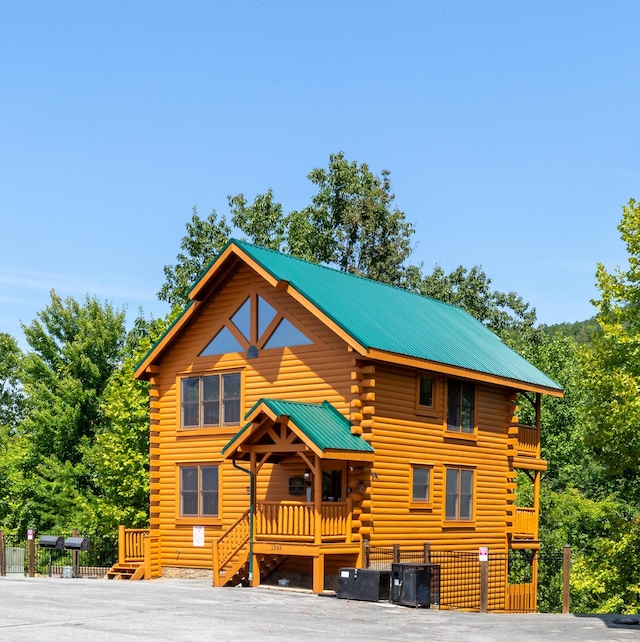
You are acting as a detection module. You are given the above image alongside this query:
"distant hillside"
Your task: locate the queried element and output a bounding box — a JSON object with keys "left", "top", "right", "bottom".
{"left": 540, "top": 317, "right": 599, "bottom": 344}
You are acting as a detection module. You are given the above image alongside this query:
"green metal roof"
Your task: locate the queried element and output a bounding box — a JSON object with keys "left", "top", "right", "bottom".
{"left": 222, "top": 399, "right": 375, "bottom": 455}
{"left": 223, "top": 239, "right": 562, "bottom": 392}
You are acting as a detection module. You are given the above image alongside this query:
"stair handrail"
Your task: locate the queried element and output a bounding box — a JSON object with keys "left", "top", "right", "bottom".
{"left": 213, "top": 510, "right": 250, "bottom": 577}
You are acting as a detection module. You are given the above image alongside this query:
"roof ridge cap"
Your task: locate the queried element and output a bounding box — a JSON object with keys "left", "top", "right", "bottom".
{"left": 232, "top": 238, "right": 464, "bottom": 313}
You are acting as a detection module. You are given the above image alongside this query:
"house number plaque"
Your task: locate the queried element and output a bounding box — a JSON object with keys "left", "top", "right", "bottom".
{"left": 288, "top": 476, "right": 306, "bottom": 496}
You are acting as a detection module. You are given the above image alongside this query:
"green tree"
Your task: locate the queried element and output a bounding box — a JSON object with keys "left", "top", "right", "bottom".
{"left": 296, "top": 151, "right": 414, "bottom": 284}
{"left": 581, "top": 198, "right": 640, "bottom": 476}
{"left": 9, "top": 291, "right": 127, "bottom": 532}
{"left": 402, "top": 263, "right": 539, "bottom": 343}
{"left": 158, "top": 206, "right": 232, "bottom": 307}
{"left": 0, "top": 332, "right": 24, "bottom": 429}
{"left": 228, "top": 188, "right": 285, "bottom": 251}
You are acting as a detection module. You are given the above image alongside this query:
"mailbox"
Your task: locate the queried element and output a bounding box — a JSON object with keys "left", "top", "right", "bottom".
{"left": 64, "top": 537, "right": 90, "bottom": 551}
{"left": 39, "top": 535, "right": 64, "bottom": 549}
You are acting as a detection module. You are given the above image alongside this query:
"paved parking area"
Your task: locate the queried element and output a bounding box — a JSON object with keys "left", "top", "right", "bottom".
{"left": 1, "top": 576, "right": 639, "bottom": 641}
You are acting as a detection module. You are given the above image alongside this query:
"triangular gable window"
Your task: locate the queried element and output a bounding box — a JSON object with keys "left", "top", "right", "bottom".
{"left": 230, "top": 297, "right": 251, "bottom": 341}
{"left": 263, "top": 318, "right": 313, "bottom": 349}
{"left": 201, "top": 326, "right": 244, "bottom": 356}
{"left": 257, "top": 296, "right": 277, "bottom": 337}
{"left": 200, "top": 292, "right": 314, "bottom": 358}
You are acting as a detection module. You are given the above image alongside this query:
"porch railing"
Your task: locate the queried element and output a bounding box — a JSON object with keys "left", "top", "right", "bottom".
{"left": 512, "top": 507, "right": 537, "bottom": 539}
{"left": 255, "top": 500, "right": 352, "bottom": 542}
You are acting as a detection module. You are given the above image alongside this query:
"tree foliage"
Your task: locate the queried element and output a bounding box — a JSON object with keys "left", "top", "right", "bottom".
{"left": 581, "top": 198, "right": 640, "bottom": 476}
{"left": 158, "top": 206, "right": 232, "bottom": 307}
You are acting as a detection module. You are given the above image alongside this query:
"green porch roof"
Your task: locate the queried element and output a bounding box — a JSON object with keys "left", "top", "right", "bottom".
{"left": 216, "top": 239, "right": 562, "bottom": 393}
{"left": 222, "top": 399, "right": 375, "bottom": 456}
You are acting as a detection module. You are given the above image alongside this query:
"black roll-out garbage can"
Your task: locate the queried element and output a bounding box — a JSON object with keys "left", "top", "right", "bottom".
{"left": 337, "top": 568, "right": 391, "bottom": 602}
{"left": 390, "top": 563, "right": 440, "bottom": 608}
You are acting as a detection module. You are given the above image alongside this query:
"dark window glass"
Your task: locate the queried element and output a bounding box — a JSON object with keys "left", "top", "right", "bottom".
{"left": 445, "top": 468, "right": 474, "bottom": 520}
{"left": 200, "top": 466, "right": 219, "bottom": 516}
{"left": 181, "top": 465, "right": 219, "bottom": 517}
{"left": 222, "top": 372, "right": 241, "bottom": 425}
{"left": 182, "top": 378, "right": 200, "bottom": 427}
{"left": 202, "top": 375, "right": 220, "bottom": 426}
{"left": 447, "top": 379, "right": 475, "bottom": 433}
{"left": 412, "top": 467, "right": 430, "bottom": 502}
{"left": 445, "top": 469, "right": 458, "bottom": 519}
{"left": 419, "top": 377, "right": 433, "bottom": 407}
{"left": 181, "top": 467, "right": 199, "bottom": 516}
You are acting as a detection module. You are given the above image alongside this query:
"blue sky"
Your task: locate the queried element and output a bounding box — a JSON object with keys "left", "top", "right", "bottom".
{"left": 1, "top": 1, "right": 639, "bottom": 348}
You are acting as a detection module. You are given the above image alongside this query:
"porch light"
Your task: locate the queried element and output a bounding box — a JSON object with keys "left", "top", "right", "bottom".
{"left": 357, "top": 481, "right": 365, "bottom": 492}
{"left": 304, "top": 468, "right": 311, "bottom": 481}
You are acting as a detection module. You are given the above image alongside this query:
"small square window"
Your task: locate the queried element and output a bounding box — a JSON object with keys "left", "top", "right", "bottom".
{"left": 445, "top": 467, "right": 474, "bottom": 521}
{"left": 180, "top": 465, "right": 219, "bottom": 517}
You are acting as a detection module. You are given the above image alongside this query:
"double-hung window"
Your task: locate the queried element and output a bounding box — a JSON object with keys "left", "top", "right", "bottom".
{"left": 181, "top": 372, "right": 241, "bottom": 429}
{"left": 445, "top": 467, "right": 474, "bottom": 521}
{"left": 411, "top": 464, "right": 432, "bottom": 505}
{"left": 180, "top": 465, "right": 219, "bottom": 517}
{"left": 446, "top": 379, "right": 475, "bottom": 433}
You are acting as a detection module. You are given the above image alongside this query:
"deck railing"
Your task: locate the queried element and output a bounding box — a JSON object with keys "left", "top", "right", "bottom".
{"left": 514, "top": 424, "right": 539, "bottom": 457}
{"left": 512, "top": 507, "right": 537, "bottom": 539}
{"left": 255, "top": 500, "right": 352, "bottom": 542}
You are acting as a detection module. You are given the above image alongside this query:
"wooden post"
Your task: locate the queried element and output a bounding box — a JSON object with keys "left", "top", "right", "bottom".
{"left": 118, "top": 525, "right": 125, "bottom": 564}
{"left": 72, "top": 528, "right": 79, "bottom": 578}
{"left": 0, "top": 530, "right": 5, "bottom": 577}
{"left": 392, "top": 543, "right": 400, "bottom": 564}
{"left": 562, "top": 545, "right": 571, "bottom": 614}
{"left": 144, "top": 535, "right": 151, "bottom": 580}
{"left": 28, "top": 534, "right": 35, "bottom": 577}
{"left": 360, "top": 537, "right": 370, "bottom": 569}
{"left": 314, "top": 455, "right": 322, "bottom": 545}
{"left": 423, "top": 542, "right": 431, "bottom": 564}
{"left": 479, "top": 559, "right": 489, "bottom": 613}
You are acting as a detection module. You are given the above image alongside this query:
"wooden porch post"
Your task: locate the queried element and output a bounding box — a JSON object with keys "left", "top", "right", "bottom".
{"left": 118, "top": 525, "right": 125, "bottom": 564}
{"left": 314, "top": 454, "right": 322, "bottom": 545}
{"left": 533, "top": 471, "right": 541, "bottom": 540}
{"left": 250, "top": 452, "right": 260, "bottom": 587}
{"left": 313, "top": 454, "right": 325, "bottom": 593}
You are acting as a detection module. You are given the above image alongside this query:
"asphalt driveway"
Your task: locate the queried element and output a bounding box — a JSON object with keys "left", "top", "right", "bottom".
{"left": 1, "top": 576, "right": 639, "bottom": 641}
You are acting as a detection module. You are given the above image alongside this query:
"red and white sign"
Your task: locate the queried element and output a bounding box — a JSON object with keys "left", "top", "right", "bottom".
{"left": 27, "top": 529, "right": 34, "bottom": 541}
{"left": 478, "top": 546, "right": 489, "bottom": 561}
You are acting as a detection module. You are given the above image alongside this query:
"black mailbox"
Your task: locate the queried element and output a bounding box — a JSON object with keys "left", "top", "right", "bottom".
{"left": 64, "top": 537, "right": 90, "bottom": 551}
{"left": 39, "top": 535, "right": 64, "bottom": 549}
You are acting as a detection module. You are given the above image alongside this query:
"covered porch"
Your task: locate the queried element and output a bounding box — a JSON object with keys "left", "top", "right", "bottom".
{"left": 216, "top": 398, "right": 374, "bottom": 592}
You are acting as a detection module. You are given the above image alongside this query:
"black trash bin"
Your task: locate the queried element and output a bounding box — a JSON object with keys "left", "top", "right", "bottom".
{"left": 390, "top": 563, "right": 440, "bottom": 608}
{"left": 337, "top": 568, "right": 391, "bottom": 602}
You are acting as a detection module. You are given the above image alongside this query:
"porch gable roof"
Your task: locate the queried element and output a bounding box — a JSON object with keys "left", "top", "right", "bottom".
{"left": 221, "top": 399, "right": 374, "bottom": 460}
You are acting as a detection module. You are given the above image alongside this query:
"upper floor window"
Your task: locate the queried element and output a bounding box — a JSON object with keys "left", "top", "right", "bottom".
{"left": 416, "top": 374, "right": 442, "bottom": 419}
{"left": 181, "top": 372, "right": 241, "bottom": 429}
{"left": 447, "top": 379, "right": 475, "bottom": 433}
{"left": 445, "top": 467, "right": 474, "bottom": 521}
{"left": 180, "top": 464, "right": 219, "bottom": 517}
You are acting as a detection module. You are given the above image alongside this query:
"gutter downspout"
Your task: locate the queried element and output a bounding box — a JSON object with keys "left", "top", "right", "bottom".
{"left": 232, "top": 459, "right": 255, "bottom": 582}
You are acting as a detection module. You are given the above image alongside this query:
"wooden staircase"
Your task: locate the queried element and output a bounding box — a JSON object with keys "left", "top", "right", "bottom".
{"left": 106, "top": 562, "right": 145, "bottom": 580}
{"left": 107, "top": 527, "right": 161, "bottom": 581}
{"left": 213, "top": 510, "right": 285, "bottom": 587}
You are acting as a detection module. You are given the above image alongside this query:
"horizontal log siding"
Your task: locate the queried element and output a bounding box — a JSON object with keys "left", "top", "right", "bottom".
{"left": 369, "top": 366, "right": 512, "bottom": 551}
{"left": 149, "top": 265, "right": 353, "bottom": 568}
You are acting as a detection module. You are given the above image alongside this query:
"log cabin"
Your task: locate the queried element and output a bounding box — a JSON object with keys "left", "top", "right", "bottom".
{"left": 133, "top": 238, "right": 563, "bottom": 600}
